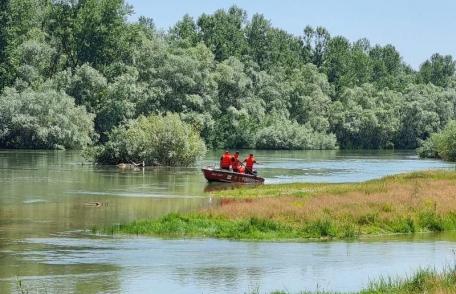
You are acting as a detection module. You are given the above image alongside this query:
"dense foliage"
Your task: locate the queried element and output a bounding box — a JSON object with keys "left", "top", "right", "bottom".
{"left": 0, "top": 87, "right": 94, "bottom": 149}
{"left": 1, "top": 0, "right": 456, "bottom": 151}
{"left": 255, "top": 119, "right": 336, "bottom": 150}
{"left": 418, "top": 120, "right": 456, "bottom": 161}
{"left": 92, "top": 114, "right": 206, "bottom": 166}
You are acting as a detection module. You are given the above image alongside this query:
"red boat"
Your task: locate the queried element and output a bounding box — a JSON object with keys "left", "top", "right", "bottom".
{"left": 202, "top": 167, "right": 265, "bottom": 184}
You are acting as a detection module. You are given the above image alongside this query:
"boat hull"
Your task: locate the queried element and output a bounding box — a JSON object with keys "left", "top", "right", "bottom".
{"left": 202, "top": 168, "right": 265, "bottom": 184}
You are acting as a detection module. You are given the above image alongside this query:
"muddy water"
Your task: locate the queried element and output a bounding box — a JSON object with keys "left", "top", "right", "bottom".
{"left": 0, "top": 150, "right": 454, "bottom": 293}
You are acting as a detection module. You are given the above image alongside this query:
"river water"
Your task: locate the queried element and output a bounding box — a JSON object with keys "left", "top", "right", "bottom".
{"left": 0, "top": 150, "right": 455, "bottom": 293}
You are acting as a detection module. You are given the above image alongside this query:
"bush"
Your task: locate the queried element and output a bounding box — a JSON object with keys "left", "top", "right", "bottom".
{"left": 418, "top": 120, "right": 456, "bottom": 161}
{"left": 417, "top": 137, "right": 439, "bottom": 159}
{"left": 0, "top": 87, "right": 95, "bottom": 149}
{"left": 92, "top": 113, "right": 206, "bottom": 166}
{"left": 255, "top": 119, "right": 337, "bottom": 150}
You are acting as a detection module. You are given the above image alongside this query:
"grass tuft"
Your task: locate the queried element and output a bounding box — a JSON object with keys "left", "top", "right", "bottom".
{"left": 361, "top": 266, "right": 456, "bottom": 294}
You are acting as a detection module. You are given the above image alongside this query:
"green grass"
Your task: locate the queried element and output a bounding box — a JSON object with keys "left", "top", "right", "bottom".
{"left": 107, "top": 213, "right": 300, "bottom": 240}
{"left": 105, "top": 212, "right": 456, "bottom": 241}
{"left": 360, "top": 267, "right": 456, "bottom": 294}
{"left": 249, "top": 267, "right": 456, "bottom": 293}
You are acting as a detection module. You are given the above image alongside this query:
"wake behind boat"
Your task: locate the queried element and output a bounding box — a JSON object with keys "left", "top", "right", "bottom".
{"left": 202, "top": 167, "right": 265, "bottom": 184}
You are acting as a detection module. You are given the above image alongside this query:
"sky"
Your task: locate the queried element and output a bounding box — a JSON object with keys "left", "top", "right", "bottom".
{"left": 127, "top": 0, "right": 456, "bottom": 69}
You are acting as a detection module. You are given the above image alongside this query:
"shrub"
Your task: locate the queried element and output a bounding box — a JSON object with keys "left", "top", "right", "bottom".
{"left": 418, "top": 120, "right": 456, "bottom": 161}
{"left": 0, "top": 87, "right": 95, "bottom": 149}
{"left": 417, "top": 137, "right": 439, "bottom": 159}
{"left": 92, "top": 113, "right": 206, "bottom": 166}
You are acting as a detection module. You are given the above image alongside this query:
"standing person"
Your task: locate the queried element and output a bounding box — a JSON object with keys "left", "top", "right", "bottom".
{"left": 220, "top": 151, "right": 231, "bottom": 170}
{"left": 231, "top": 151, "right": 244, "bottom": 173}
{"left": 243, "top": 153, "right": 257, "bottom": 175}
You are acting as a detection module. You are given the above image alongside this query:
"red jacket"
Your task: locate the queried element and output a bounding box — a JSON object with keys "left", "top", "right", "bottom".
{"left": 231, "top": 154, "right": 241, "bottom": 170}
{"left": 244, "top": 156, "right": 256, "bottom": 169}
{"left": 220, "top": 153, "right": 231, "bottom": 169}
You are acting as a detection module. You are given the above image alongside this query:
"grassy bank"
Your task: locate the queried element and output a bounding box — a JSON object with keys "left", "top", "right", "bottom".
{"left": 360, "top": 267, "right": 456, "bottom": 294}
{"left": 263, "top": 267, "right": 456, "bottom": 294}
{"left": 107, "top": 170, "right": 456, "bottom": 240}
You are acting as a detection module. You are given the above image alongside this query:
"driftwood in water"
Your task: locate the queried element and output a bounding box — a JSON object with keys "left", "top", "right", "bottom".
{"left": 84, "top": 202, "right": 103, "bottom": 207}
{"left": 116, "top": 161, "right": 145, "bottom": 169}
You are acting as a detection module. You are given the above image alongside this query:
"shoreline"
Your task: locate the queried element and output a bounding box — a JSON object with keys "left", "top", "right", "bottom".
{"left": 264, "top": 267, "right": 456, "bottom": 294}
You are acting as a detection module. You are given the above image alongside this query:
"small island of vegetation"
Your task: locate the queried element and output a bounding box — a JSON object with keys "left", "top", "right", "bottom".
{"left": 105, "top": 170, "right": 456, "bottom": 240}
{"left": 89, "top": 113, "right": 206, "bottom": 166}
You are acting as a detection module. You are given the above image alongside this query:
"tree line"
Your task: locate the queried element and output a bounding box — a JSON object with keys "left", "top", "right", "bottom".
{"left": 1, "top": 0, "right": 456, "bottom": 152}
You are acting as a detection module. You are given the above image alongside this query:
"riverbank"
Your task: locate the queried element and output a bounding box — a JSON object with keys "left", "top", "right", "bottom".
{"left": 360, "top": 267, "right": 456, "bottom": 294}
{"left": 106, "top": 170, "right": 456, "bottom": 240}
{"left": 265, "top": 267, "right": 456, "bottom": 294}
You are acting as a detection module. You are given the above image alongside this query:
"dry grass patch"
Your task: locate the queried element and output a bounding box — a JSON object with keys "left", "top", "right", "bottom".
{"left": 204, "top": 170, "right": 456, "bottom": 238}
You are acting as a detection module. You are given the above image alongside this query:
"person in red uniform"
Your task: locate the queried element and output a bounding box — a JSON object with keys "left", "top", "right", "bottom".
{"left": 231, "top": 151, "right": 244, "bottom": 173}
{"left": 220, "top": 151, "right": 231, "bottom": 170}
{"left": 243, "top": 153, "right": 257, "bottom": 175}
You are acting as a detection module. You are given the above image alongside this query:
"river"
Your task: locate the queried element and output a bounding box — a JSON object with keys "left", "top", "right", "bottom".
{"left": 0, "top": 150, "right": 455, "bottom": 293}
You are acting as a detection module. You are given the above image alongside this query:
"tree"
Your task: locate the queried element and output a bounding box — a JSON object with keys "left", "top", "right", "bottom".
{"left": 256, "top": 118, "right": 336, "bottom": 150}
{"left": 245, "top": 14, "right": 272, "bottom": 69}
{"left": 197, "top": 6, "right": 248, "bottom": 61}
{"left": 95, "top": 70, "right": 144, "bottom": 138}
{"left": 138, "top": 16, "right": 155, "bottom": 38}
{"left": 418, "top": 120, "right": 456, "bottom": 161}
{"left": 0, "top": 87, "right": 94, "bottom": 149}
{"left": 212, "top": 57, "right": 257, "bottom": 148}
{"left": 214, "top": 57, "right": 252, "bottom": 110}
{"left": 64, "top": 64, "right": 108, "bottom": 113}
{"left": 73, "top": 0, "right": 133, "bottom": 67}
{"left": 92, "top": 113, "right": 206, "bottom": 166}
{"left": 329, "top": 84, "right": 402, "bottom": 148}
{"left": 323, "top": 36, "right": 351, "bottom": 92}
{"left": 369, "top": 44, "right": 403, "bottom": 89}
{"left": 45, "top": 0, "right": 78, "bottom": 70}
{"left": 169, "top": 14, "right": 199, "bottom": 47}
{"left": 266, "top": 28, "right": 307, "bottom": 71}
{"left": 419, "top": 53, "right": 456, "bottom": 88}
{"left": 348, "top": 39, "right": 373, "bottom": 86}
{"left": 0, "top": 0, "right": 10, "bottom": 90}
{"left": 13, "top": 31, "right": 57, "bottom": 86}
{"left": 153, "top": 43, "right": 217, "bottom": 114}
{"left": 303, "top": 26, "right": 330, "bottom": 68}
{"left": 284, "top": 64, "right": 333, "bottom": 132}
{"left": 0, "top": 0, "right": 47, "bottom": 89}
{"left": 396, "top": 84, "right": 454, "bottom": 148}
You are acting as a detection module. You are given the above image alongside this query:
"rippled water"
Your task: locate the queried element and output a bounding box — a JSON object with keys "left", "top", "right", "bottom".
{"left": 0, "top": 150, "right": 454, "bottom": 293}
